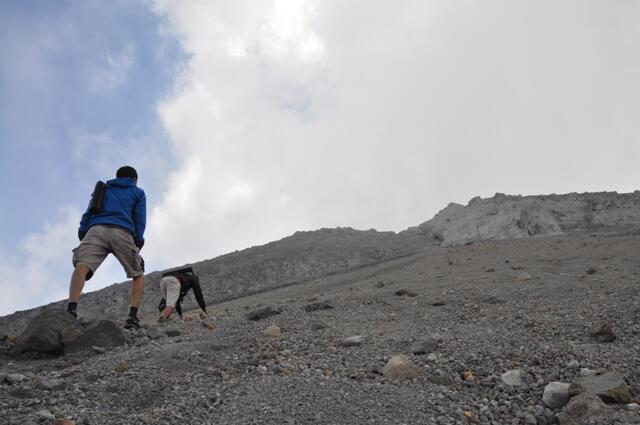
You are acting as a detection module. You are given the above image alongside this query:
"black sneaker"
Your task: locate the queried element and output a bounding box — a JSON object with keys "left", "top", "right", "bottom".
{"left": 67, "top": 309, "right": 77, "bottom": 319}
{"left": 124, "top": 316, "right": 139, "bottom": 329}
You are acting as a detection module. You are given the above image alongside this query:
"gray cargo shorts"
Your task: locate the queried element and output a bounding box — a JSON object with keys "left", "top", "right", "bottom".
{"left": 72, "top": 225, "right": 144, "bottom": 279}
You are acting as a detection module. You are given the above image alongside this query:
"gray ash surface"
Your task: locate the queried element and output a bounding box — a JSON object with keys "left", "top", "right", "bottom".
{"left": 2, "top": 234, "right": 640, "bottom": 424}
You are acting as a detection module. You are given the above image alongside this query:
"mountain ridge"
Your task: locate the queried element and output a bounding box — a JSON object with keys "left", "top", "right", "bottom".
{"left": 2, "top": 190, "right": 639, "bottom": 336}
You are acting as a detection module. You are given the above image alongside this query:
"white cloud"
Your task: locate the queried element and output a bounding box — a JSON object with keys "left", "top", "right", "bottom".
{"left": 0, "top": 208, "right": 125, "bottom": 316}
{"left": 144, "top": 0, "right": 640, "bottom": 268}
{"left": 4, "top": 0, "right": 640, "bottom": 316}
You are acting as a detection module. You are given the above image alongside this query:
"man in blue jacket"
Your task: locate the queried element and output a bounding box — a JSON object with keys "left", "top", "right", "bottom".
{"left": 67, "top": 166, "right": 146, "bottom": 329}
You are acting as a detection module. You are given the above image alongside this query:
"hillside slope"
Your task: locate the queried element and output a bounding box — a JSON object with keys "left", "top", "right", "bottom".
{"left": 1, "top": 234, "right": 640, "bottom": 424}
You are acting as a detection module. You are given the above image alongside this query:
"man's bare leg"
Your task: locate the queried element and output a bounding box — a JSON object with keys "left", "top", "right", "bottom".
{"left": 69, "top": 265, "right": 90, "bottom": 303}
{"left": 130, "top": 275, "right": 144, "bottom": 308}
{"left": 124, "top": 275, "right": 145, "bottom": 328}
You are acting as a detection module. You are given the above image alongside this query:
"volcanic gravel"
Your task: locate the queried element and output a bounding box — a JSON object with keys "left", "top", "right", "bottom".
{"left": 2, "top": 234, "right": 640, "bottom": 424}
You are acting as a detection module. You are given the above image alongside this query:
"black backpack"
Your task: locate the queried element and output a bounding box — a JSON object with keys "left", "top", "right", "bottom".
{"left": 89, "top": 180, "right": 107, "bottom": 214}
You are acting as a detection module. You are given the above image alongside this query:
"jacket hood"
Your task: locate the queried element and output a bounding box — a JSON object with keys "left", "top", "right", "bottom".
{"left": 106, "top": 177, "right": 137, "bottom": 188}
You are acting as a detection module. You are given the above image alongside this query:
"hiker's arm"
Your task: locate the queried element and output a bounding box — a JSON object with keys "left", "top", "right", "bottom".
{"left": 133, "top": 191, "right": 146, "bottom": 245}
{"left": 193, "top": 282, "right": 207, "bottom": 313}
{"left": 78, "top": 199, "right": 92, "bottom": 240}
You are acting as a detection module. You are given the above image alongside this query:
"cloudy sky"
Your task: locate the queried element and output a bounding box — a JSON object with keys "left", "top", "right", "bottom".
{"left": 1, "top": 0, "right": 639, "bottom": 316}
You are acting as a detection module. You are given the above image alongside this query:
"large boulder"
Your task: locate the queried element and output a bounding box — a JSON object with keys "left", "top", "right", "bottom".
{"left": 558, "top": 392, "right": 608, "bottom": 425}
{"left": 574, "top": 372, "right": 631, "bottom": 404}
{"left": 587, "top": 322, "right": 616, "bottom": 343}
{"left": 543, "top": 382, "right": 572, "bottom": 409}
{"left": 64, "top": 320, "right": 126, "bottom": 354}
{"left": 14, "top": 310, "right": 83, "bottom": 355}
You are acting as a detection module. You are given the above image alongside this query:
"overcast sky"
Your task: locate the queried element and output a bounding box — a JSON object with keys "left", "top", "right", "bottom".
{"left": 1, "top": 0, "right": 639, "bottom": 316}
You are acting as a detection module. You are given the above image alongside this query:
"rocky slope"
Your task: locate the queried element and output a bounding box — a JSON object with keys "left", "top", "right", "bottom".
{"left": 2, "top": 191, "right": 640, "bottom": 337}
{"left": 2, "top": 234, "right": 640, "bottom": 424}
{"left": 0, "top": 227, "right": 429, "bottom": 336}
{"left": 405, "top": 191, "right": 640, "bottom": 245}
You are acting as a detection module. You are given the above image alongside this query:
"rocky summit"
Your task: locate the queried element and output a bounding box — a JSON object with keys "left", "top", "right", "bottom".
{"left": 1, "top": 192, "right": 640, "bottom": 424}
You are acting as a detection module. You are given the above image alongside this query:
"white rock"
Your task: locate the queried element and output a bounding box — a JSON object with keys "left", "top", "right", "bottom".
{"left": 543, "top": 382, "right": 571, "bottom": 409}
{"left": 382, "top": 355, "right": 423, "bottom": 378}
{"left": 501, "top": 369, "right": 525, "bottom": 387}
{"left": 626, "top": 403, "right": 640, "bottom": 412}
{"left": 579, "top": 368, "right": 595, "bottom": 377}
{"left": 263, "top": 324, "right": 282, "bottom": 337}
{"left": 339, "top": 335, "right": 366, "bottom": 347}
{"left": 567, "top": 360, "right": 580, "bottom": 369}
{"left": 516, "top": 272, "right": 532, "bottom": 283}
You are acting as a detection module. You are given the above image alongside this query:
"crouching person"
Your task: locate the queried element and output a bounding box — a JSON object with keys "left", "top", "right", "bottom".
{"left": 158, "top": 267, "right": 207, "bottom": 322}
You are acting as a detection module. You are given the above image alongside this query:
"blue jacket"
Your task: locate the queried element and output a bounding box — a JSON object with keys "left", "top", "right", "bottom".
{"left": 79, "top": 177, "right": 146, "bottom": 242}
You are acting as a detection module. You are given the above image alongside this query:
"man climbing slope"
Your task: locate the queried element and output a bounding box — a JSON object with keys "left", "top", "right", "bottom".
{"left": 157, "top": 267, "right": 207, "bottom": 322}
{"left": 67, "top": 166, "right": 146, "bottom": 329}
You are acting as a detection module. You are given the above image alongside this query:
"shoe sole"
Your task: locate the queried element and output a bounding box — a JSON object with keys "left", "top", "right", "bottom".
{"left": 124, "top": 322, "right": 139, "bottom": 330}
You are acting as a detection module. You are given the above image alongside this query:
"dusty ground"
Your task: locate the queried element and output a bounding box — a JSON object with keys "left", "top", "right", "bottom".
{"left": 2, "top": 234, "right": 640, "bottom": 424}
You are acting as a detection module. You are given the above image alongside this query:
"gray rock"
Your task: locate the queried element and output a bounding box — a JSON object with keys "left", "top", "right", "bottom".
{"left": 303, "top": 302, "right": 334, "bottom": 312}
{"left": 394, "top": 289, "right": 418, "bottom": 297}
{"left": 135, "top": 336, "right": 150, "bottom": 347}
{"left": 501, "top": 369, "right": 525, "bottom": 387}
{"left": 246, "top": 306, "right": 282, "bottom": 321}
{"left": 524, "top": 415, "right": 537, "bottom": 425}
{"left": 13, "top": 309, "right": 83, "bottom": 355}
{"left": 558, "top": 392, "right": 608, "bottom": 425}
{"left": 338, "top": 335, "right": 366, "bottom": 347}
{"left": 36, "top": 379, "right": 65, "bottom": 391}
{"left": 64, "top": 320, "right": 126, "bottom": 354}
{"left": 543, "top": 382, "right": 571, "bottom": 409}
{"left": 35, "top": 410, "right": 55, "bottom": 421}
{"left": 483, "top": 295, "right": 506, "bottom": 304}
{"left": 134, "top": 329, "right": 147, "bottom": 338}
{"left": 574, "top": 372, "right": 631, "bottom": 403}
{"left": 428, "top": 369, "right": 453, "bottom": 386}
{"left": 409, "top": 339, "right": 438, "bottom": 355}
{"left": 146, "top": 326, "right": 164, "bottom": 340}
{"left": 6, "top": 373, "right": 28, "bottom": 385}
{"left": 310, "top": 321, "right": 327, "bottom": 330}
{"left": 165, "top": 329, "right": 181, "bottom": 338}
{"left": 588, "top": 322, "right": 615, "bottom": 343}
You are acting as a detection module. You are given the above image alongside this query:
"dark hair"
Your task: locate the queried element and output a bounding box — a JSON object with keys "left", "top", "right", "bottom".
{"left": 116, "top": 166, "right": 138, "bottom": 179}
